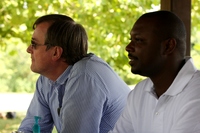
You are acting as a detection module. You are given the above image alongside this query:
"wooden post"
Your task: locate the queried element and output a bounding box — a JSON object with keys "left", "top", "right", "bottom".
{"left": 161, "top": 0, "right": 191, "bottom": 56}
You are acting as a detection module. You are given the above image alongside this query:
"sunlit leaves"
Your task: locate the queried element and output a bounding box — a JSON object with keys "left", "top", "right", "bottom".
{"left": 0, "top": 0, "right": 200, "bottom": 92}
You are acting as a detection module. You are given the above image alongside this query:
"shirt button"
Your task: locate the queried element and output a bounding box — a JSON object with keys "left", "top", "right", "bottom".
{"left": 155, "top": 112, "right": 159, "bottom": 115}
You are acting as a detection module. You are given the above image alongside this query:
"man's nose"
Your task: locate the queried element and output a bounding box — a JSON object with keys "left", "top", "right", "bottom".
{"left": 27, "top": 45, "right": 32, "bottom": 53}
{"left": 126, "top": 41, "right": 135, "bottom": 52}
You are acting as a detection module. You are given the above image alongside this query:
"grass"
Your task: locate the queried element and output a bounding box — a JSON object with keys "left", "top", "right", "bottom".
{"left": 0, "top": 112, "right": 24, "bottom": 133}
{"left": 0, "top": 112, "right": 57, "bottom": 133}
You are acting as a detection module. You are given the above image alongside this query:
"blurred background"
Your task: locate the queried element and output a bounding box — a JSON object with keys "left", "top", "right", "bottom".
{"left": 0, "top": 0, "right": 200, "bottom": 132}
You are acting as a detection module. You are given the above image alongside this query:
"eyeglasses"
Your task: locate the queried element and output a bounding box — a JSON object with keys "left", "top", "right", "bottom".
{"left": 30, "top": 41, "right": 46, "bottom": 49}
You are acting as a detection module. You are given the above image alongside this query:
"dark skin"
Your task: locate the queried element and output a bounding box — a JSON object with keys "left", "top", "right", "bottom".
{"left": 126, "top": 16, "right": 185, "bottom": 98}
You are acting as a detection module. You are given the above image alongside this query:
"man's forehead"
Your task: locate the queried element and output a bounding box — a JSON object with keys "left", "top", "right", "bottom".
{"left": 35, "top": 22, "right": 51, "bottom": 30}
{"left": 34, "top": 22, "right": 50, "bottom": 34}
{"left": 32, "top": 22, "right": 50, "bottom": 42}
{"left": 132, "top": 18, "right": 158, "bottom": 31}
{"left": 130, "top": 23, "right": 148, "bottom": 35}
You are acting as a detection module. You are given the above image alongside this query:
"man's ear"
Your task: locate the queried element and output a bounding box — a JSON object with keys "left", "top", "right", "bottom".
{"left": 52, "top": 46, "right": 63, "bottom": 61}
{"left": 163, "top": 38, "right": 176, "bottom": 55}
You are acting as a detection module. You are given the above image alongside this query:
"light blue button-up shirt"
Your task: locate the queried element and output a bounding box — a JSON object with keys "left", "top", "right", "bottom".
{"left": 18, "top": 53, "right": 130, "bottom": 133}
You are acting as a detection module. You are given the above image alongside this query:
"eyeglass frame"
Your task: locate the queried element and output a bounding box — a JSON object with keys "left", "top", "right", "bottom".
{"left": 30, "top": 40, "right": 47, "bottom": 49}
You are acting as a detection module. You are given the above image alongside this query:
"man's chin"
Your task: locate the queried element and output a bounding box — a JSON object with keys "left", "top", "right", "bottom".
{"left": 30, "top": 66, "right": 38, "bottom": 73}
{"left": 131, "top": 68, "right": 140, "bottom": 75}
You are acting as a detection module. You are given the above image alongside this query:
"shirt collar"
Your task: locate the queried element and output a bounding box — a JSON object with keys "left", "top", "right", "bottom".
{"left": 144, "top": 57, "right": 197, "bottom": 97}
{"left": 164, "top": 57, "right": 197, "bottom": 96}
{"left": 49, "top": 65, "right": 73, "bottom": 86}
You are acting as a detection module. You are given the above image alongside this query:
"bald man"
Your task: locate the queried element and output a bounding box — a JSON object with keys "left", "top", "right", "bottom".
{"left": 109, "top": 10, "right": 200, "bottom": 133}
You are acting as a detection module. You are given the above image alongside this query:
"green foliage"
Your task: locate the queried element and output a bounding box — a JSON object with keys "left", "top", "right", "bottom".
{"left": 0, "top": 0, "right": 200, "bottom": 92}
{"left": 0, "top": 38, "right": 38, "bottom": 93}
{"left": 191, "top": 0, "right": 200, "bottom": 68}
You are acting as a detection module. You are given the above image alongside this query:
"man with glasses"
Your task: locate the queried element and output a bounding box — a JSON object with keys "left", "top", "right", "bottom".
{"left": 18, "top": 14, "right": 130, "bottom": 133}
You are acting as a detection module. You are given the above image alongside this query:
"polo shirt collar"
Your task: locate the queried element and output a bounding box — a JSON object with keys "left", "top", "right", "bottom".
{"left": 165, "top": 57, "right": 197, "bottom": 96}
{"left": 145, "top": 57, "right": 197, "bottom": 97}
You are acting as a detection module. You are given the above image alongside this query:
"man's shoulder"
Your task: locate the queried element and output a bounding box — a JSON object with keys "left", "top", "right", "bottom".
{"left": 136, "top": 78, "right": 152, "bottom": 87}
{"left": 74, "top": 53, "right": 110, "bottom": 71}
{"left": 131, "top": 78, "right": 152, "bottom": 93}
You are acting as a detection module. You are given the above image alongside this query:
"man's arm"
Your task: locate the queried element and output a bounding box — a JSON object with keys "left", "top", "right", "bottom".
{"left": 109, "top": 92, "right": 134, "bottom": 133}
{"left": 18, "top": 77, "right": 54, "bottom": 132}
{"left": 60, "top": 74, "right": 106, "bottom": 133}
